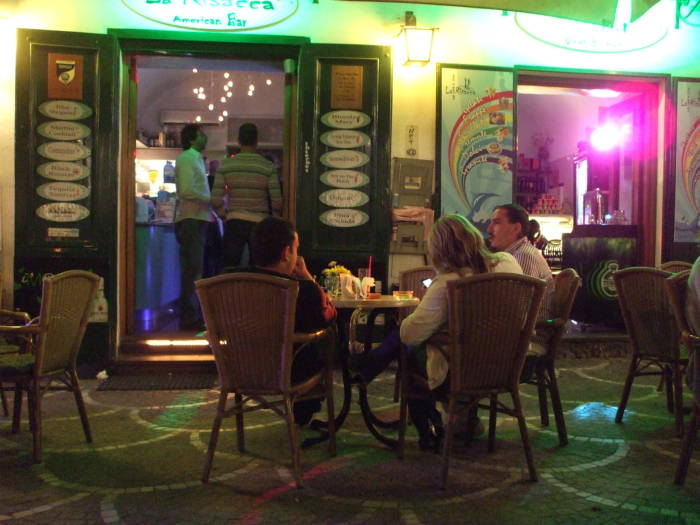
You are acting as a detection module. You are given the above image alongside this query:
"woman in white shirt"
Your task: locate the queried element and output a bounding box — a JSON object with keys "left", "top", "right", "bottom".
{"left": 357, "top": 214, "right": 522, "bottom": 450}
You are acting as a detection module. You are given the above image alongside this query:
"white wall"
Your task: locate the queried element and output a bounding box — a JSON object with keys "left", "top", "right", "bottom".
{"left": 1, "top": 0, "right": 699, "bottom": 298}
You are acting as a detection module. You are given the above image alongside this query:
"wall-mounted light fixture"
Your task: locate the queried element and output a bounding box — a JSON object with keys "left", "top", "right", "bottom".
{"left": 399, "top": 11, "right": 437, "bottom": 66}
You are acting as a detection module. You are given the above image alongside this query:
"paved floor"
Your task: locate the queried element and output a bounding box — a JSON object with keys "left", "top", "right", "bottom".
{"left": 1, "top": 358, "right": 699, "bottom": 524}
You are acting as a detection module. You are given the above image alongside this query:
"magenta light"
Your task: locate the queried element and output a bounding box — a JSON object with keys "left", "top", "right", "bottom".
{"left": 590, "top": 123, "right": 623, "bottom": 151}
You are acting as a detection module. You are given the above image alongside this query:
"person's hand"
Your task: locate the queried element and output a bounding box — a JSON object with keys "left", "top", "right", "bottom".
{"left": 293, "top": 256, "right": 314, "bottom": 281}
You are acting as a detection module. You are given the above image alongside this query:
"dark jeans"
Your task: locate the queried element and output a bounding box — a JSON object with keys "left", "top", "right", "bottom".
{"left": 175, "top": 218, "right": 207, "bottom": 325}
{"left": 222, "top": 219, "right": 256, "bottom": 270}
{"left": 358, "top": 328, "right": 443, "bottom": 438}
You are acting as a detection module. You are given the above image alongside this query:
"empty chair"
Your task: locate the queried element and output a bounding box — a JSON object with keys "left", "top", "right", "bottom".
{"left": 521, "top": 268, "right": 581, "bottom": 446}
{"left": 397, "top": 273, "right": 545, "bottom": 489}
{"left": 196, "top": 272, "right": 336, "bottom": 489}
{"left": 0, "top": 270, "right": 100, "bottom": 462}
{"left": 665, "top": 270, "right": 700, "bottom": 485}
{"left": 614, "top": 267, "right": 685, "bottom": 436}
{"left": 660, "top": 261, "right": 693, "bottom": 274}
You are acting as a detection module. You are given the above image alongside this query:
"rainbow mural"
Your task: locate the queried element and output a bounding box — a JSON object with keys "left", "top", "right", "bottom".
{"left": 674, "top": 80, "right": 700, "bottom": 243}
{"left": 439, "top": 67, "right": 514, "bottom": 230}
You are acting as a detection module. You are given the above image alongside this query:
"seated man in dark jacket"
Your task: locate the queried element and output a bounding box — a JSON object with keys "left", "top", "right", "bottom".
{"left": 228, "top": 216, "right": 337, "bottom": 424}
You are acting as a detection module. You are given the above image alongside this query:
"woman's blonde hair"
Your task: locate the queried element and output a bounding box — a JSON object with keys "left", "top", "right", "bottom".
{"left": 429, "top": 214, "right": 501, "bottom": 274}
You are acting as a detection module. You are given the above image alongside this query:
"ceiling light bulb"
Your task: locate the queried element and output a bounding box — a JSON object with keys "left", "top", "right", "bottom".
{"left": 228, "top": 81, "right": 233, "bottom": 87}
{"left": 208, "top": 103, "right": 214, "bottom": 111}
{"left": 220, "top": 97, "right": 226, "bottom": 103}
{"left": 222, "top": 110, "right": 228, "bottom": 117}
{"left": 192, "top": 88, "right": 198, "bottom": 94}
{"left": 197, "top": 93, "right": 205, "bottom": 100}
{"left": 249, "top": 84, "right": 255, "bottom": 91}
{"left": 248, "top": 91, "right": 253, "bottom": 97}
{"left": 195, "top": 115, "right": 202, "bottom": 122}
{"left": 223, "top": 85, "right": 229, "bottom": 91}
{"left": 266, "top": 79, "right": 272, "bottom": 86}
{"left": 199, "top": 87, "right": 204, "bottom": 92}
{"left": 218, "top": 115, "right": 224, "bottom": 122}
{"left": 226, "top": 91, "right": 232, "bottom": 98}
{"left": 224, "top": 72, "right": 230, "bottom": 79}
{"left": 192, "top": 68, "right": 198, "bottom": 73}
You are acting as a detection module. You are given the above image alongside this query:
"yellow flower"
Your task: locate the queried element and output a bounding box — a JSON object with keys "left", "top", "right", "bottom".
{"left": 322, "top": 265, "right": 350, "bottom": 275}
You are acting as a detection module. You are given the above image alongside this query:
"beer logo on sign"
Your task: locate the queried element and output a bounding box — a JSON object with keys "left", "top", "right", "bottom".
{"left": 56, "top": 60, "right": 77, "bottom": 85}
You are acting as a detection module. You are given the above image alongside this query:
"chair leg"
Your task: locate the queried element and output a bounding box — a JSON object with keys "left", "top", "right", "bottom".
{"left": 615, "top": 357, "right": 639, "bottom": 424}
{"left": 674, "top": 403, "right": 699, "bottom": 485}
{"left": 202, "top": 390, "right": 228, "bottom": 483}
{"left": 439, "top": 396, "right": 457, "bottom": 490}
{"left": 512, "top": 390, "right": 537, "bottom": 482}
{"left": 536, "top": 364, "right": 549, "bottom": 427}
{"left": 547, "top": 363, "right": 568, "bottom": 446}
{"left": 29, "top": 379, "right": 42, "bottom": 464}
{"left": 673, "top": 363, "right": 684, "bottom": 438}
{"left": 665, "top": 366, "right": 675, "bottom": 414}
{"left": 393, "top": 360, "right": 401, "bottom": 403}
{"left": 325, "top": 367, "right": 336, "bottom": 457}
{"left": 397, "top": 391, "right": 408, "bottom": 460}
{"left": 488, "top": 394, "right": 497, "bottom": 452}
{"left": 284, "top": 396, "right": 303, "bottom": 489}
{"left": 70, "top": 370, "right": 92, "bottom": 443}
{"left": 12, "top": 383, "right": 22, "bottom": 433}
{"left": 234, "top": 393, "right": 245, "bottom": 453}
{"left": 1, "top": 384, "right": 8, "bottom": 417}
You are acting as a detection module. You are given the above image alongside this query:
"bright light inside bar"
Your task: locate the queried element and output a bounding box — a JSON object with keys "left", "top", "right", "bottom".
{"left": 226, "top": 92, "right": 232, "bottom": 98}
{"left": 192, "top": 68, "right": 198, "bottom": 73}
{"left": 220, "top": 97, "right": 226, "bottom": 103}
{"left": 195, "top": 115, "right": 202, "bottom": 122}
{"left": 208, "top": 103, "right": 214, "bottom": 110}
{"left": 266, "top": 79, "right": 272, "bottom": 86}
{"left": 222, "top": 110, "right": 228, "bottom": 116}
{"left": 590, "top": 123, "right": 626, "bottom": 151}
{"left": 224, "top": 72, "right": 230, "bottom": 79}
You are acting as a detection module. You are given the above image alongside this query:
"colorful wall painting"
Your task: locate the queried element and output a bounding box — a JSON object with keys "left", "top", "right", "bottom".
{"left": 674, "top": 79, "right": 700, "bottom": 243}
{"left": 437, "top": 65, "right": 514, "bottom": 230}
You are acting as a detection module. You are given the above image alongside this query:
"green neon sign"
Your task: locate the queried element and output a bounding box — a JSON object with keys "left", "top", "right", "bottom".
{"left": 121, "top": 0, "right": 299, "bottom": 32}
{"left": 515, "top": 13, "right": 668, "bottom": 54}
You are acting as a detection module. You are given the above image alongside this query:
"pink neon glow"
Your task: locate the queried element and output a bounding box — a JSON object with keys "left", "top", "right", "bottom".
{"left": 590, "top": 123, "right": 624, "bottom": 151}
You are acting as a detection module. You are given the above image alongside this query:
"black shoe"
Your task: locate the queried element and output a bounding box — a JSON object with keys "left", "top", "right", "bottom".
{"left": 294, "top": 399, "right": 322, "bottom": 426}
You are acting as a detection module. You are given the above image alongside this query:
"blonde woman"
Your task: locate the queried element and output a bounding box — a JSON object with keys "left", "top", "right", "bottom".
{"left": 356, "top": 214, "right": 522, "bottom": 449}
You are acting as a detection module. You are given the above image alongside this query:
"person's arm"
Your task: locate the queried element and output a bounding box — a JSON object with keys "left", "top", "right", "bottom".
{"left": 399, "top": 278, "right": 448, "bottom": 346}
{"left": 268, "top": 168, "right": 283, "bottom": 217}
{"left": 293, "top": 256, "right": 337, "bottom": 330}
{"left": 176, "top": 154, "right": 210, "bottom": 204}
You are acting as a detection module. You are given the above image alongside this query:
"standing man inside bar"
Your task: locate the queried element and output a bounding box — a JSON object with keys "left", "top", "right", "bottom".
{"left": 175, "top": 124, "right": 211, "bottom": 330}
{"left": 211, "top": 123, "right": 282, "bottom": 270}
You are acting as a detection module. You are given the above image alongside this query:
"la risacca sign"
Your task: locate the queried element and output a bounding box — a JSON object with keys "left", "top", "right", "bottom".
{"left": 121, "top": 0, "right": 298, "bottom": 32}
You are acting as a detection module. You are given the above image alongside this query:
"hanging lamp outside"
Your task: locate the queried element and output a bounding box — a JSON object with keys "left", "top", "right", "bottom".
{"left": 400, "top": 11, "right": 437, "bottom": 65}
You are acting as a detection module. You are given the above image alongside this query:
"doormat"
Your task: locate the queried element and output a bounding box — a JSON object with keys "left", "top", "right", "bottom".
{"left": 97, "top": 374, "right": 217, "bottom": 391}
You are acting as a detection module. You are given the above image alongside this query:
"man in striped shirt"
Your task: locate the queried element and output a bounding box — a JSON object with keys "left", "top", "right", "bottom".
{"left": 487, "top": 204, "right": 553, "bottom": 321}
{"left": 211, "top": 123, "right": 282, "bottom": 270}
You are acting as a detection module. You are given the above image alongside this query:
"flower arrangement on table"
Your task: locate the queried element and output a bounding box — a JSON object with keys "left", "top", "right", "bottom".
{"left": 321, "top": 262, "right": 350, "bottom": 296}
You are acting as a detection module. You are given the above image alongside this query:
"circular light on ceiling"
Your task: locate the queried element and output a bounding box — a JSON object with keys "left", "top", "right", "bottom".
{"left": 208, "top": 103, "right": 214, "bottom": 111}
{"left": 224, "top": 72, "right": 230, "bottom": 79}
{"left": 192, "top": 68, "right": 198, "bottom": 73}
{"left": 266, "top": 79, "right": 272, "bottom": 86}
{"left": 195, "top": 115, "right": 202, "bottom": 122}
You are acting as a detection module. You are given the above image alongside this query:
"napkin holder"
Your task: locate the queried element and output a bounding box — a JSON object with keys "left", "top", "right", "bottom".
{"left": 340, "top": 273, "right": 364, "bottom": 298}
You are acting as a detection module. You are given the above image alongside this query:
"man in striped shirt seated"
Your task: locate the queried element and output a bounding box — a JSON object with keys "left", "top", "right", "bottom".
{"left": 487, "top": 204, "right": 554, "bottom": 321}
{"left": 211, "top": 123, "right": 283, "bottom": 270}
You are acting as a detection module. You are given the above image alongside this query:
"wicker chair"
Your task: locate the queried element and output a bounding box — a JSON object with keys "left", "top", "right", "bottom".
{"left": 397, "top": 273, "right": 545, "bottom": 489}
{"left": 665, "top": 270, "right": 700, "bottom": 485}
{"left": 521, "top": 268, "right": 581, "bottom": 446}
{"left": 0, "top": 270, "right": 100, "bottom": 463}
{"left": 614, "top": 267, "right": 686, "bottom": 437}
{"left": 196, "top": 272, "right": 336, "bottom": 489}
{"left": 660, "top": 261, "right": 693, "bottom": 274}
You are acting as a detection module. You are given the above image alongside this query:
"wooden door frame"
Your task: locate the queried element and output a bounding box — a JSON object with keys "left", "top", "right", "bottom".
{"left": 516, "top": 67, "right": 670, "bottom": 266}
{"left": 110, "top": 30, "right": 306, "bottom": 350}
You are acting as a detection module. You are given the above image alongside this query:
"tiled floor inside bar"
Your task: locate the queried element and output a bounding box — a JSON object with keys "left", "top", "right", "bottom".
{"left": 1, "top": 357, "right": 699, "bottom": 524}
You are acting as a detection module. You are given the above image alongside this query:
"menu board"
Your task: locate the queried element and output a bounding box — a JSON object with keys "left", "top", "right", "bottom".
{"left": 26, "top": 49, "right": 99, "bottom": 244}
{"left": 437, "top": 65, "right": 514, "bottom": 233}
{"left": 315, "top": 63, "right": 376, "bottom": 236}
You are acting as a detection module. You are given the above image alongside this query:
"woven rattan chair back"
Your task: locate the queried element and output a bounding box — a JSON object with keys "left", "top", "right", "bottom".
{"left": 196, "top": 272, "right": 298, "bottom": 395}
{"left": 399, "top": 266, "right": 435, "bottom": 301}
{"left": 660, "top": 261, "right": 693, "bottom": 274}
{"left": 543, "top": 268, "right": 581, "bottom": 359}
{"left": 446, "top": 273, "right": 546, "bottom": 394}
{"left": 666, "top": 270, "right": 693, "bottom": 339}
{"left": 34, "top": 271, "right": 100, "bottom": 377}
{"left": 614, "top": 267, "right": 678, "bottom": 361}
